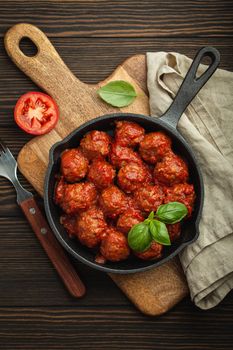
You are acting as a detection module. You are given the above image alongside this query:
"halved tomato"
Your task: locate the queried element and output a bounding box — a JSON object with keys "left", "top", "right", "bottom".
{"left": 14, "top": 92, "right": 59, "bottom": 135}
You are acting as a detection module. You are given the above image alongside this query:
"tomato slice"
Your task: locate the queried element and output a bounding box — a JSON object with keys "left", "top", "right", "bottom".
{"left": 14, "top": 92, "right": 59, "bottom": 135}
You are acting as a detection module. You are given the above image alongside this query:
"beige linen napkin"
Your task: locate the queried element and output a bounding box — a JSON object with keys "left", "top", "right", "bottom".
{"left": 146, "top": 51, "right": 233, "bottom": 309}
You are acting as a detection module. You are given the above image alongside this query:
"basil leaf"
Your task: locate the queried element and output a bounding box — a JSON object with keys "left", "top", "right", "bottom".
{"left": 150, "top": 220, "right": 171, "bottom": 246}
{"left": 128, "top": 223, "right": 152, "bottom": 252}
{"left": 156, "top": 202, "right": 188, "bottom": 224}
{"left": 97, "top": 80, "right": 137, "bottom": 107}
{"left": 148, "top": 211, "right": 154, "bottom": 220}
{"left": 144, "top": 211, "right": 154, "bottom": 224}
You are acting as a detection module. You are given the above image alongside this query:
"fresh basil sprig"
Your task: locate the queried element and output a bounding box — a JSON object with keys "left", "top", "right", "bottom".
{"left": 150, "top": 220, "right": 171, "bottom": 245}
{"left": 97, "top": 80, "right": 137, "bottom": 107}
{"left": 156, "top": 202, "right": 188, "bottom": 224}
{"left": 128, "top": 223, "right": 152, "bottom": 253}
{"left": 128, "top": 202, "right": 188, "bottom": 252}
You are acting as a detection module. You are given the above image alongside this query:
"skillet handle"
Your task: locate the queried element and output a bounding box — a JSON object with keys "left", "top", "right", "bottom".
{"left": 160, "top": 46, "right": 220, "bottom": 129}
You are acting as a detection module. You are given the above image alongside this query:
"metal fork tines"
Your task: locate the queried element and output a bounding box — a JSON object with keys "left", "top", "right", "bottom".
{"left": 0, "top": 138, "right": 32, "bottom": 203}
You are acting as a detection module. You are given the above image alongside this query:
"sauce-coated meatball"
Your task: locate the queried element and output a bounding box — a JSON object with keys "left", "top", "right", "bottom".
{"left": 54, "top": 177, "right": 66, "bottom": 205}
{"left": 54, "top": 121, "right": 196, "bottom": 265}
{"left": 126, "top": 195, "right": 141, "bottom": 212}
{"left": 117, "top": 209, "right": 144, "bottom": 235}
{"left": 164, "top": 183, "right": 195, "bottom": 216}
{"left": 109, "top": 143, "right": 143, "bottom": 169}
{"left": 100, "top": 228, "right": 130, "bottom": 262}
{"left": 154, "top": 152, "right": 189, "bottom": 186}
{"left": 87, "top": 159, "right": 115, "bottom": 190}
{"left": 99, "top": 185, "right": 128, "bottom": 218}
{"left": 139, "top": 132, "right": 171, "bottom": 164}
{"left": 135, "top": 241, "right": 163, "bottom": 260}
{"left": 115, "top": 121, "right": 145, "bottom": 147}
{"left": 59, "top": 182, "right": 97, "bottom": 214}
{"left": 76, "top": 207, "right": 107, "bottom": 248}
{"left": 80, "top": 130, "right": 111, "bottom": 160}
{"left": 61, "top": 148, "right": 89, "bottom": 182}
{"left": 167, "top": 222, "right": 181, "bottom": 242}
{"left": 117, "top": 162, "right": 152, "bottom": 193}
{"left": 60, "top": 214, "right": 77, "bottom": 238}
{"left": 134, "top": 185, "right": 164, "bottom": 213}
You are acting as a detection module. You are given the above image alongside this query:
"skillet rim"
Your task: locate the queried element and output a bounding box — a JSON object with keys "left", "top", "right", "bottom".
{"left": 44, "top": 112, "right": 204, "bottom": 274}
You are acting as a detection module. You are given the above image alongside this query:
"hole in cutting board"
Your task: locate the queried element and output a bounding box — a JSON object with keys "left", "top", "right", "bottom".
{"left": 19, "top": 37, "right": 38, "bottom": 57}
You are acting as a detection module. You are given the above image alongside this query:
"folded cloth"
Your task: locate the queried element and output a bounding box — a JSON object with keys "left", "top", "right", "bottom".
{"left": 146, "top": 51, "right": 233, "bottom": 309}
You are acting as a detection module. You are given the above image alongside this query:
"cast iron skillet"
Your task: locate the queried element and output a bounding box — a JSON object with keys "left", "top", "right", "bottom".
{"left": 44, "top": 46, "right": 220, "bottom": 274}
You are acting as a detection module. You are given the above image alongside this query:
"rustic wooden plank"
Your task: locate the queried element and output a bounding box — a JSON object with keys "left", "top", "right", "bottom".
{"left": 0, "top": 0, "right": 232, "bottom": 38}
{"left": 0, "top": 37, "right": 233, "bottom": 127}
{"left": 0, "top": 217, "right": 128, "bottom": 306}
{"left": 0, "top": 301, "right": 232, "bottom": 350}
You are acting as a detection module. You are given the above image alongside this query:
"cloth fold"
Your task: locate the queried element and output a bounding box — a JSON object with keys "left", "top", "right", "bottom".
{"left": 146, "top": 51, "right": 233, "bottom": 309}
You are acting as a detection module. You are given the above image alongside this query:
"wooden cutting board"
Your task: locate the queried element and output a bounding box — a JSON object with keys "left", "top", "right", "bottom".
{"left": 4, "top": 23, "right": 188, "bottom": 316}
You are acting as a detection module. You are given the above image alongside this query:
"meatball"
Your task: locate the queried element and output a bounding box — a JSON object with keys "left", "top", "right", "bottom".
{"left": 134, "top": 185, "right": 164, "bottom": 213}
{"left": 76, "top": 207, "right": 107, "bottom": 248}
{"left": 154, "top": 152, "right": 189, "bottom": 186}
{"left": 117, "top": 162, "right": 152, "bottom": 193}
{"left": 60, "top": 214, "right": 77, "bottom": 238}
{"left": 59, "top": 182, "right": 97, "bottom": 214}
{"left": 135, "top": 241, "right": 163, "bottom": 260}
{"left": 167, "top": 222, "right": 181, "bottom": 242}
{"left": 163, "top": 183, "right": 195, "bottom": 216}
{"left": 139, "top": 132, "right": 171, "bottom": 164}
{"left": 126, "top": 195, "right": 141, "bottom": 212}
{"left": 80, "top": 130, "right": 111, "bottom": 160}
{"left": 87, "top": 159, "right": 115, "bottom": 190}
{"left": 109, "top": 143, "right": 143, "bottom": 169}
{"left": 100, "top": 228, "right": 130, "bottom": 262}
{"left": 54, "top": 177, "right": 66, "bottom": 205}
{"left": 99, "top": 185, "right": 128, "bottom": 219}
{"left": 60, "top": 148, "right": 89, "bottom": 182}
{"left": 115, "top": 121, "right": 145, "bottom": 147}
{"left": 117, "top": 209, "right": 144, "bottom": 235}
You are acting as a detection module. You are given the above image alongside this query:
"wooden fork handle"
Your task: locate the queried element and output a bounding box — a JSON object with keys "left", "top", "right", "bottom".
{"left": 19, "top": 196, "right": 86, "bottom": 298}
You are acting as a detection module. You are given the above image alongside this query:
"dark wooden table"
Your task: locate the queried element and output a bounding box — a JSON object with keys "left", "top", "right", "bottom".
{"left": 0, "top": 1, "right": 233, "bottom": 349}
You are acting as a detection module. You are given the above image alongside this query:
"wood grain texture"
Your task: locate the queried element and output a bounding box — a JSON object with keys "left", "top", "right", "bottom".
{"left": 0, "top": 303, "right": 233, "bottom": 350}
{"left": 4, "top": 23, "right": 188, "bottom": 316}
{"left": 19, "top": 197, "right": 86, "bottom": 298}
{"left": 0, "top": 0, "right": 232, "bottom": 38}
{"left": 0, "top": 216, "right": 230, "bottom": 310}
{"left": 0, "top": 217, "right": 124, "bottom": 306}
{"left": 0, "top": 0, "right": 233, "bottom": 348}
{"left": 111, "top": 259, "right": 188, "bottom": 316}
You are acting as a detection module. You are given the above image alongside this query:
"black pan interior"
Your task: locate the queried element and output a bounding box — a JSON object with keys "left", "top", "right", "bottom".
{"left": 44, "top": 113, "right": 203, "bottom": 274}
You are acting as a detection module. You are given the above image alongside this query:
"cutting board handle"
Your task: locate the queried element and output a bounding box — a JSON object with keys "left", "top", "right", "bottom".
{"left": 4, "top": 23, "right": 85, "bottom": 98}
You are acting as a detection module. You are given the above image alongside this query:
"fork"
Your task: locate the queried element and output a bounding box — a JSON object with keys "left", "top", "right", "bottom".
{"left": 0, "top": 138, "right": 85, "bottom": 298}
